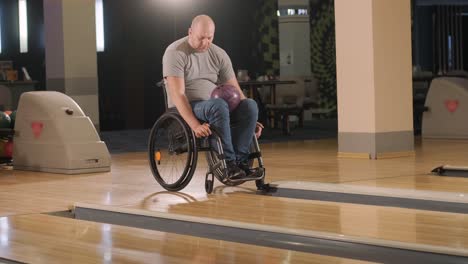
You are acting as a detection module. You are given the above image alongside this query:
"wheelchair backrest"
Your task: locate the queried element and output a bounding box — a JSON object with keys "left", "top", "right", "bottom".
{"left": 157, "top": 79, "right": 169, "bottom": 111}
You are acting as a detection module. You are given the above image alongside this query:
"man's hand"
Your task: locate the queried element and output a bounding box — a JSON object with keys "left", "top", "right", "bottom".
{"left": 193, "top": 123, "right": 212, "bottom": 138}
{"left": 255, "top": 122, "right": 264, "bottom": 139}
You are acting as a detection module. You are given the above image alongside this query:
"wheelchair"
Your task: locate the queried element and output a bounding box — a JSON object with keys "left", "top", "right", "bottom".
{"left": 148, "top": 81, "right": 272, "bottom": 194}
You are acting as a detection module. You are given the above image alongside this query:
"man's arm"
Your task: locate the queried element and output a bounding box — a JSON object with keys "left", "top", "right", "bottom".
{"left": 223, "top": 77, "right": 264, "bottom": 138}
{"left": 224, "top": 77, "right": 246, "bottom": 100}
{"left": 165, "top": 76, "right": 211, "bottom": 137}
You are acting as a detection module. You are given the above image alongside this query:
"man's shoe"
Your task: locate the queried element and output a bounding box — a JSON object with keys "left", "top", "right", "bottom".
{"left": 238, "top": 161, "right": 263, "bottom": 179}
{"left": 226, "top": 160, "right": 246, "bottom": 181}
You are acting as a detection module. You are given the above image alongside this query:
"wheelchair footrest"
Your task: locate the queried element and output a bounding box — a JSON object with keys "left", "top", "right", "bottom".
{"left": 225, "top": 167, "right": 265, "bottom": 184}
{"left": 256, "top": 183, "right": 278, "bottom": 194}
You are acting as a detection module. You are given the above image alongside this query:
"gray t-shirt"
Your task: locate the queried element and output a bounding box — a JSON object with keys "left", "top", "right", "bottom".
{"left": 162, "top": 36, "right": 235, "bottom": 107}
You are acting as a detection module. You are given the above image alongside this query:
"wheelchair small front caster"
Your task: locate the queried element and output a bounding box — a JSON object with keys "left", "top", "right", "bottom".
{"left": 205, "top": 172, "right": 214, "bottom": 194}
{"left": 257, "top": 183, "right": 277, "bottom": 194}
{"left": 255, "top": 178, "right": 264, "bottom": 189}
{"left": 431, "top": 166, "right": 444, "bottom": 175}
{"left": 255, "top": 168, "right": 267, "bottom": 189}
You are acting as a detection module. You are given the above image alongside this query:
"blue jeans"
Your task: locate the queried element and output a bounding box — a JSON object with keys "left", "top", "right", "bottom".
{"left": 191, "top": 98, "right": 258, "bottom": 162}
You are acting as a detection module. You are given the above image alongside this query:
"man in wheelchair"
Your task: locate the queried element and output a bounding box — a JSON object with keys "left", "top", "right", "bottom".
{"left": 162, "top": 14, "right": 263, "bottom": 181}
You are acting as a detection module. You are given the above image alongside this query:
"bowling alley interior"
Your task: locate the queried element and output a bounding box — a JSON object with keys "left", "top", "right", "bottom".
{"left": 1, "top": 0, "right": 468, "bottom": 263}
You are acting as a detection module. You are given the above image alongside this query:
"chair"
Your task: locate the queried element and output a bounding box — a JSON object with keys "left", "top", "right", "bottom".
{"left": 265, "top": 76, "right": 307, "bottom": 135}
{"left": 302, "top": 76, "right": 336, "bottom": 119}
{"left": 303, "top": 76, "right": 319, "bottom": 110}
{"left": 0, "top": 85, "right": 12, "bottom": 111}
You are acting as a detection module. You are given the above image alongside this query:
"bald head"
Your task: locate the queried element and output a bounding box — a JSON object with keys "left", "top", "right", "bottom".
{"left": 188, "top": 15, "right": 215, "bottom": 52}
{"left": 191, "top": 15, "right": 215, "bottom": 30}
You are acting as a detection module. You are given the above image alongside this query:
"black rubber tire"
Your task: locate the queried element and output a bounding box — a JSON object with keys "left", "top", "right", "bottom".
{"left": 148, "top": 113, "right": 197, "bottom": 191}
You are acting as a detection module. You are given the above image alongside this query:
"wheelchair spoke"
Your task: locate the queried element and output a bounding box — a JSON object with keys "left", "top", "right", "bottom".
{"left": 148, "top": 113, "right": 197, "bottom": 191}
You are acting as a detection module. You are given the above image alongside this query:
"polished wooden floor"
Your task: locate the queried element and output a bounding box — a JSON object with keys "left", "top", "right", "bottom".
{"left": 0, "top": 138, "right": 468, "bottom": 262}
{"left": 1, "top": 214, "right": 374, "bottom": 264}
{"left": 125, "top": 192, "right": 468, "bottom": 251}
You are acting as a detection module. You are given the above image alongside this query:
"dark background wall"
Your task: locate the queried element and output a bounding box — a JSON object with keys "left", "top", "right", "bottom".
{"left": 0, "top": 0, "right": 263, "bottom": 131}
{"left": 0, "top": 0, "right": 45, "bottom": 90}
{"left": 412, "top": 3, "right": 468, "bottom": 72}
{"left": 98, "top": 0, "right": 261, "bottom": 130}
{"left": 465, "top": 18, "right": 468, "bottom": 70}
{"left": 412, "top": 5, "right": 434, "bottom": 71}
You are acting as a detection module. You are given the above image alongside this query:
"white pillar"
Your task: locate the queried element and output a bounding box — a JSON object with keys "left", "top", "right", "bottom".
{"left": 43, "top": 0, "right": 100, "bottom": 129}
{"left": 335, "top": 0, "right": 414, "bottom": 159}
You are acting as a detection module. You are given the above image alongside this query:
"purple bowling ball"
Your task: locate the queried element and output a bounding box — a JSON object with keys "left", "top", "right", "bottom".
{"left": 210, "top": 84, "right": 241, "bottom": 112}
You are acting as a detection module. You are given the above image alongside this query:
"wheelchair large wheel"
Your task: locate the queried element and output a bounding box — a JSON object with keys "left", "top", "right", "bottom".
{"left": 148, "top": 113, "right": 197, "bottom": 191}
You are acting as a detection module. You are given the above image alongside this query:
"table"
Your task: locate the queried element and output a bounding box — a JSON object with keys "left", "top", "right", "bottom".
{"left": 239, "top": 80, "right": 296, "bottom": 105}
{"left": 239, "top": 80, "right": 296, "bottom": 129}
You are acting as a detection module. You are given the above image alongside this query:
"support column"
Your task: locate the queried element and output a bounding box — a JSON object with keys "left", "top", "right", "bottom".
{"left": 43, "top": 0, "right": 100, "bottom": 129}
{"left": 335, "top": 0, "right": 414, "bottom": 159}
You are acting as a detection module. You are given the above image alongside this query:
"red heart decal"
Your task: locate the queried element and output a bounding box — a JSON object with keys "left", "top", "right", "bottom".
{"left": 445, "top": 100, "right": 459, "bottom": 113}
{"left": 31, "top": 122, "right": 44, "bottom": 139}
{"left": 4, "top": 141, "right": 13, "bottom": 157}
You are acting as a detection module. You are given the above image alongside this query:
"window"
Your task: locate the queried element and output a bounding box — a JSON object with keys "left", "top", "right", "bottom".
{"left": 297, "top": 9, "right": 308, "bottom": 15}
{"left": 18, "top": 0, "right": 28, "bottom": 53}
{"left": 277, "top": 7, "right": 308, "bottom": 17}
{"left": 96, "top": 0, "right": 105, "bottom": 52}
{"left": 448, "top": 35, "right": 453, "bottom": 69}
